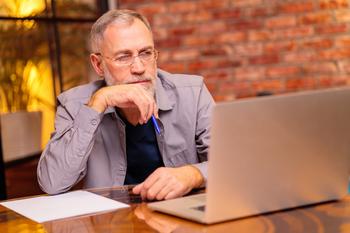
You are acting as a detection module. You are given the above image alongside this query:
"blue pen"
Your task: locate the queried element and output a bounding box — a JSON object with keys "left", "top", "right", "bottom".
{"left": 151, "top": 115, "right": 161, "bottom": 134}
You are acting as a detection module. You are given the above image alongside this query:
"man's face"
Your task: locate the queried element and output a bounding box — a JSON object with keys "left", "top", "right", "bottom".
{"left": 95, "top": 19, "right": 157, "bottom": 95}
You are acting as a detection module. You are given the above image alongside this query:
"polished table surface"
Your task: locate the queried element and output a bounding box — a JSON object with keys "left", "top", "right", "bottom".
{"left": 0, "top": 186, "right": 349, "bottom": 233}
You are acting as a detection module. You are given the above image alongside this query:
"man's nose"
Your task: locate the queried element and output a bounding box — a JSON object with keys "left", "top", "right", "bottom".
{"left": 130, "top": 57, "right": 145, "bottom": 75}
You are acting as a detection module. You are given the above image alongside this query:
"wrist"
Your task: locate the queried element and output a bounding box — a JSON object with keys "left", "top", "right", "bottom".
{"left": 87, "top": 91, "right": 107, "bottom": 113}
{"left": 186, "top": 165, "right": 204, "bottom": 188}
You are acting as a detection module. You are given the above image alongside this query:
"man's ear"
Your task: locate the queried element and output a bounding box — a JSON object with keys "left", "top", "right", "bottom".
{"left": 90, "top": 53, "right": 104, "bottom": 76}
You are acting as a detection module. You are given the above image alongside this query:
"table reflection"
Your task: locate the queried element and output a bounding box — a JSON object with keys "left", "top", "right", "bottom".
{"left": 133, "top": 203, "right": 274, "bottom": 233}
{"left": 42, "top": 207, "right": 138, "bottom": 233}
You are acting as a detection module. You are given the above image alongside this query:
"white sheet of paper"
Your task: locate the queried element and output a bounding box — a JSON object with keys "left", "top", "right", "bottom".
{"left": 0, "top": 190, "right": 129, "bottom": 223}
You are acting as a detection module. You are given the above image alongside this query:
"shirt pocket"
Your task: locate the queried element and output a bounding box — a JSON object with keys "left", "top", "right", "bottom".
{"left": 168, "top": 146, "right": 198, "bottom": 167}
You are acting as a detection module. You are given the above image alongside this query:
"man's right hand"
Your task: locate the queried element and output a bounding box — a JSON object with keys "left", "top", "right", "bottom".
{"left": 87, "top": 84, "right": 158, "bottom": 124}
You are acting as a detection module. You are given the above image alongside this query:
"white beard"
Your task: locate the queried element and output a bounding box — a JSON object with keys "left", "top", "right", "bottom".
{"left": 103, "top": 66, "right": 156, "bottom": 98}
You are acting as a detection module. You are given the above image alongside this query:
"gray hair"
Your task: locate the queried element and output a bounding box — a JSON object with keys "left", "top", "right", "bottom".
{"left": 90, "top": 9, "right": 152, "bottom": 53}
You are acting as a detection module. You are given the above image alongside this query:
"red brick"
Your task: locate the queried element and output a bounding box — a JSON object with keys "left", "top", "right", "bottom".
{"left": 198, "top": 0, "right": 231, "bottom": 9}
{"left": 213, "top": 9, "right": 241, "bottom": 19}
{"left": 119, "top": 0, "right": 142, "bottom": 3}
{"left": 303, "top": 62, "right": 338, "bottom": 74}
{"left": 217, "top": 59, "right": 242, "bottom": 69}
{"left": 184, "top": 11, "right": 212, "bottom": 23}
{"left": 201, "top": 48, "right": 228, "bottom": 56}
{"left": 335, "top": 36, "right": 350, "bottom": 47}
{"left": 266, "top": 66, "right": 301, "bottom": 78}
{"left": 248, "top": 30, "right": 271, "bottom": 41}
{"left": 318, "top": 75, "right": 348, "bottom": 87}
{"left": 265, "top": 16, "right": 297, "bottom": 29}
{"left": 204, "top": 81, "right": 218, "bottom": 96}
{"left": 339, "top": 60, "right": 350, "bottom": 73}
{"left": 249, "top": 54, "right": 279, "bottom": 65}
{"left": 318, "top": 49, "right": 350, "bottom": 60}
{"left": 218, "top": 32, "right": 246, "bottom": 43}
{"left": 247, "top": 7, "right": 276, "bottom": 17}
{"left": 230, "top": 0, "right": 263, "bottom": 7}
{"left": 300, "top": 38, "right": 333, "bottom": 50}
{"left": 272, "top": 26, "right": 314, "bottom": 39}
{"left": 283, "top": 51, "right": 317, "bottom": 63}
{"left": 205, "top": 70, "right": 231, "bottom": 79}
{"left": 157, "top": 50, "right": 170, "bottom": 63}
{"left": 121, "top": 0, "right": 350, "bottom": 98}
{"left": 188, "top": 61, "right": 214, "bottom": 71}
{"left": 299, "top": 12, "right": 332, "bottom": 24}
{"left": 198, "top": 22, "right": 226, "bottom": 34}
{"left": 315, "top": 23, "right": 348, "bottom": 34}
{"left": 234, "top": 67, "right": 265, "bottom": 81}
{"left": 234, "top": 43, "right": 263, "bottom": 56}
{"left": 153, "top": 14, "right": 182, "bottom": 26}
{"left": 252, "top": 80, "right": 284, "bottom": 93}
{"left": 320, "top": 0, "right": 349, "bottom": 9}
{"left": 188, "top": 60, "right": 240, "bottom": 74}
{"left": 335, "top": 10, "right": 350, "bottom": 22}
{"left": 214, "top": 94, "right": 237, "bottom": 102}
{"left": 286, "top": 77, "right": 316, "bottom": 91}
{"left": 278, "top": 2, "right": 315, "bottom": 14}
{"left": 228, "top": 19, "right": 262, "bottom": 31}
{"left": 155, "top": 38, "right": 181, "bottom": 48}
{"left": 170, "top": 26, "right": 195, "bottom": 36}
{"left": 168, "top": 1, "right": 197, "bottom": 13}
{"left": 158, "top": 62, "right": 186, "bottom": 73}
{"left": 137, "top": 3, "right": 166, "bottom": 15}
{"left": 183, "top": 36, "right": 213, "bottom": 46}
{"left": 264, "top": 41, "right": 296, "bottom": 53}
{"left": 172, "top": 49, "right": 199, "bottom": 61}
{"left": 153, "top": 28, "right": 168, "bottom": 40}
{"left": 219, "top": 81, "right": 253, "bottom": 98}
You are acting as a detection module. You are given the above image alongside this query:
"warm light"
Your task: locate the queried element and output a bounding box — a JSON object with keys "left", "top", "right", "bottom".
{"left": 0, "top": 1, "right": 55, "bottom": 149}
{"left": 23, "top": 60, "right": 55, "bottom": 148}
{"left": 3, "top": 0, "right": 46, "bottom": 17}
{"left": 0, "top": 0, "right": 46, "bottom": 29}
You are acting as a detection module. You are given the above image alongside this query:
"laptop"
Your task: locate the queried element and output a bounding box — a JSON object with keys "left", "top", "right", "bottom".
{"left": 148, "top": 87, "right": 350, "bottom": 224}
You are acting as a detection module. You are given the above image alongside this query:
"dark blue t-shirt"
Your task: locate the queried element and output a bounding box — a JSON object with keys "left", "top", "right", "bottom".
{"left": 123, "top": 119, "right": 164, "bottom": 185}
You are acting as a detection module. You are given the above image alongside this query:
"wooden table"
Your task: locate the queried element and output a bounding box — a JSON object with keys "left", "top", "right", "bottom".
{"left": 0, "top": 186, "right": 349, "bottom": 233}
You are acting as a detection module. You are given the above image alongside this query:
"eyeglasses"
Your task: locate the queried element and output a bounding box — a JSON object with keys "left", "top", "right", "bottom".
{"left": 94, "top": 48, "right": 158, "bottom": 67}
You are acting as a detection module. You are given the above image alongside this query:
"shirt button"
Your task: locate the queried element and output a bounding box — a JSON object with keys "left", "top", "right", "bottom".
{"left": 91, "top": 119, "right": 97, "bottom": 125}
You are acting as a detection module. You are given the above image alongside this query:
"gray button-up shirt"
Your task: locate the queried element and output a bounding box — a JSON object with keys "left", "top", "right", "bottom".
{"left": 37, "top": 69, "right": 215, "bottom": 194}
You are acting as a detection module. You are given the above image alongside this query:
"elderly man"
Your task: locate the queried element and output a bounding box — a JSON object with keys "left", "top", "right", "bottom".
{"left": 37, "top": 9, "right": 214, "bottom": 200}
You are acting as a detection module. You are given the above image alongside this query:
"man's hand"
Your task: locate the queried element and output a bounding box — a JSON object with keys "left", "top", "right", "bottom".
{"left": 134, "top": 204, "right": 179, "bottom": 232}
{"left": 132, "top": 165, "right": 204, "bottom": 200}
{"left": 87, "top": 84, "right": 157, "bottom": 124}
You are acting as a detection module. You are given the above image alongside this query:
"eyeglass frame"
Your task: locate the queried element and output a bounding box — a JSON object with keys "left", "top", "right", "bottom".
{"left": 93, "top": 48, "right": 159, "bottom": 67}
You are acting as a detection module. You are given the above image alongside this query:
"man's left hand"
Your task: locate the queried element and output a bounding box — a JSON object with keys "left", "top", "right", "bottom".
{"left": 132, "top": 165, "right": 204, "bottom": 200}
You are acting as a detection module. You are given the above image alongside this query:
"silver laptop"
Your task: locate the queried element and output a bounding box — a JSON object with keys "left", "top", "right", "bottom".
{"left": 148, "top": 87, "right": 350, "bottom": 224}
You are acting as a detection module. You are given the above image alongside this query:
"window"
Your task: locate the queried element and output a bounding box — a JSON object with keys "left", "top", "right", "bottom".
{"left": 0, "top": 0, "right": 110, "bottom": 148}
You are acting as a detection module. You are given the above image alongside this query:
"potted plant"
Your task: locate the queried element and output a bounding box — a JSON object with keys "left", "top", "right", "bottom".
{"left": 0, "top": 12, "right": 55, "bottom": 162}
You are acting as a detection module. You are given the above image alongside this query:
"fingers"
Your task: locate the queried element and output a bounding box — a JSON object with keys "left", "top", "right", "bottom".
{"left": 153, "top": 102, "right": 159, "bottom": 119}
{"left": 140, "top": 170, "right": 162, "bottom": 200}
{"left": 145, "top": 176, "right": 169, "bottom": 200}
{"left": 122, "top": 85, "right": 156, "bottom": 124}
{"left": 155, "top": 182, "right": 173, "bottom": 200}
{"left": 164, "top": 190, "right": 178, "bottom": 200}
{"left": 133, "top": 183, "right": 143, "bottom": 194}
{"left": 134, "top": 167, "right": 195, "bottom": 201}
{"left": 101, "top": 84, "right": 158, "bottom": 124}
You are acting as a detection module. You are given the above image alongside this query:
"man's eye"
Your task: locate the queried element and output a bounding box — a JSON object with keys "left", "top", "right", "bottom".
{"left": 139, "top": 50, "right": 153, "bottom": 58}
{"left": 116, "top": 55, "right": 131, "bottom": 62}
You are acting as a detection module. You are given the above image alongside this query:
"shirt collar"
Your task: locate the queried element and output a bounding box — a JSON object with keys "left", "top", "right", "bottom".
{"left": 155, "top": 69, "right": 174, "bottom": 111}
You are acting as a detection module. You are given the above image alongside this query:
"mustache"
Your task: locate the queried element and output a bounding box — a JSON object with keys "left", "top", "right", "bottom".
{"left": 126, "top": 75, "right": 154, "bottom": 84}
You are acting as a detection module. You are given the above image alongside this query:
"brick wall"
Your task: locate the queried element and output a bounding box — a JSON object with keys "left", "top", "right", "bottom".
{"left": 118, "top": 0, "right": 350, "bottom": 101}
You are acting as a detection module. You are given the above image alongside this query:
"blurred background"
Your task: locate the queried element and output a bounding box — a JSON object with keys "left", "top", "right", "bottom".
{"left": 0, "top": 0, "right": 349, "bottom": 199}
